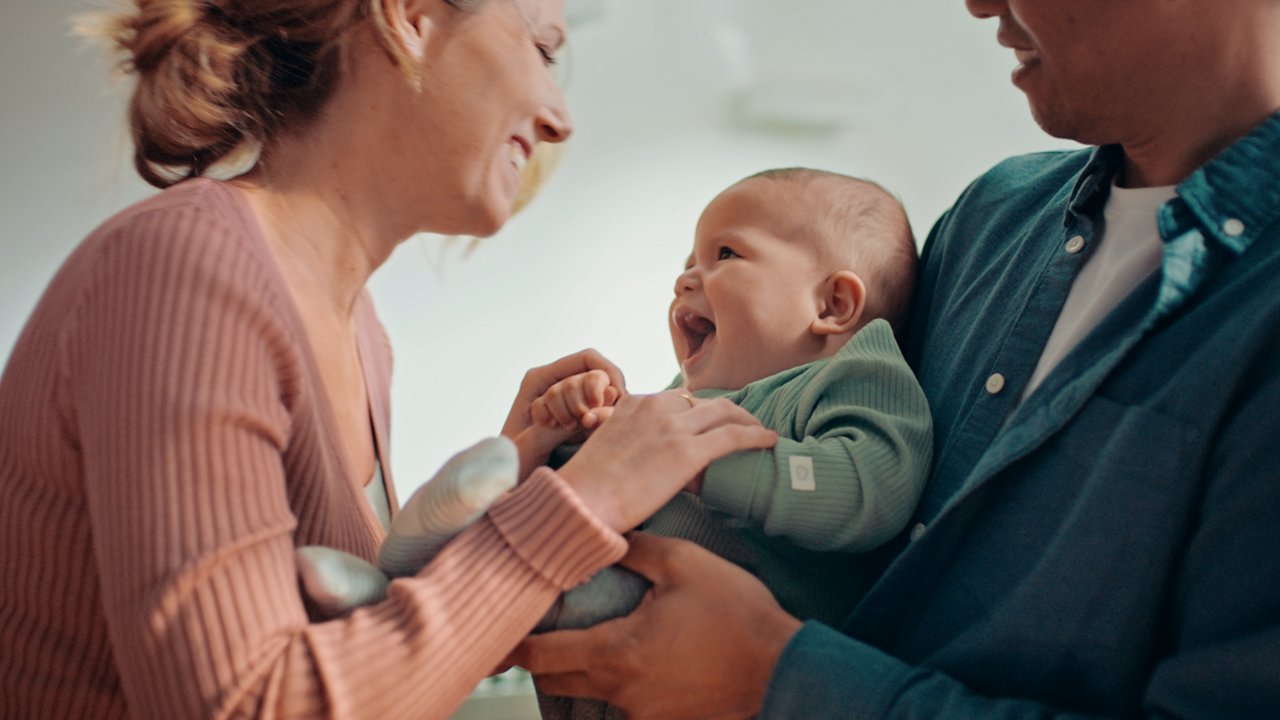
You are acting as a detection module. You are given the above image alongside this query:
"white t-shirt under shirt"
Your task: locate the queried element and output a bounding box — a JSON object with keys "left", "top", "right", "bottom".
{"left": 1021, "top": 180, "right": 1178, "bottom": 400}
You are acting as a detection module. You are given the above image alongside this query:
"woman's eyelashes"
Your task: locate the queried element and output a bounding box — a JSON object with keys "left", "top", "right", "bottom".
{"left": 536, "top": 43, "right": 558, "bottom": 66}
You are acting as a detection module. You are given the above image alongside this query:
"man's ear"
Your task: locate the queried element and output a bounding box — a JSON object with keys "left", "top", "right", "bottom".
{"left": 380, "top": 0, "right": 437, "bottom": 63}
{"left": 811, "top": 271, "right": 866, "bottom": 336}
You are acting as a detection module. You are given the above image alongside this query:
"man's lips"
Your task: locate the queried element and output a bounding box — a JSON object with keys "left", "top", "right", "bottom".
{"left": 997, "top": 26, "right": 1040, "bottom": 71}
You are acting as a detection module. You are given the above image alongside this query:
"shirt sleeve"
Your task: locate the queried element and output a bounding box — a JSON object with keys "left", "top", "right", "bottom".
{"left": 699, "top": 321, "right": 933, "bottom": 553}
{"left": 763, "top": 622, "right": 1107, "bottom": 719}
{"left": 66, "top": 207, "right": 626, "bottom": 720}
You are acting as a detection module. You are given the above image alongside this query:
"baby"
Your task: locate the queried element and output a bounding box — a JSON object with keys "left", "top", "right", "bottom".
{"left": 528, "top": 168, "right": 932, "bottom": 719}
{"left": 296, "top": 168, "right": 932, "bottom": 719}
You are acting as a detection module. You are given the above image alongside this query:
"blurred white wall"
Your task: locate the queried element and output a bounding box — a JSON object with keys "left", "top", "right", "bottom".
{"left": 0, "top": 0, "right": 1076, "bottom": 499}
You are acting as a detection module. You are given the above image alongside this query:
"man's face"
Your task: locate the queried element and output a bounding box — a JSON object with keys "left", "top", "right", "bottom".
{"left": 965, "top": 0, "right": 1202, "bottom": 145}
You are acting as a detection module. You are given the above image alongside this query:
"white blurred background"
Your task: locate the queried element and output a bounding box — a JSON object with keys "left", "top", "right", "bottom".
{"left": 0, "top": 0, "right": 1076, "bottom": 515}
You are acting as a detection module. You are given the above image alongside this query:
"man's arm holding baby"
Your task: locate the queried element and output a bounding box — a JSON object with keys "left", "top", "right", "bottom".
{"left": 698, "top": 320, "right": 932, "bottom": 553}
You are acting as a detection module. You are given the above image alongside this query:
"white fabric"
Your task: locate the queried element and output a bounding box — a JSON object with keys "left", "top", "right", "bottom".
{"left": 1021, "top": 180, "right": 1177, "bottom": 400}
{"left": 363, "top": 462, "right": 392, "bottom": 531}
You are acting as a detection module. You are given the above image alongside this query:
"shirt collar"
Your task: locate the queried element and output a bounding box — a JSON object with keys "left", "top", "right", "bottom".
{"left": 1178, "top": 109, "right": 1280, "bottom": 255}
{"left": 1063, "top": 109, "right": 1280, "bottom": 257}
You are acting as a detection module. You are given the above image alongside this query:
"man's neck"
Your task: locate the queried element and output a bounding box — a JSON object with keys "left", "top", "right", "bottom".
{"left": 1119, "top": 53, "right": 1280, "bottom": 188}
{"left": 1120, "top": 107, "right": 1276, "bottom": 188}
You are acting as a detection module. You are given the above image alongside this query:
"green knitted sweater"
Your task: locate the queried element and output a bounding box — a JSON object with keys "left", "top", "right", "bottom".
{"left": 667, "top": 318, "right": 932, "bottom": 623}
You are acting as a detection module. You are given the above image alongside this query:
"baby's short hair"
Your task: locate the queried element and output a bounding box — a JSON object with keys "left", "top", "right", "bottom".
{"left": 738, "top": 168, "right": 917, "bottom": 336}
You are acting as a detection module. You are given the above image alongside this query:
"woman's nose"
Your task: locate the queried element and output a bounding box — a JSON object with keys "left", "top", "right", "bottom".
{"left": 535, "top": 92, "right": 574, "bottom": 144}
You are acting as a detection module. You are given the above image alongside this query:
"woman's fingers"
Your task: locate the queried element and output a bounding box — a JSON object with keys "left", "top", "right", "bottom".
{"left": 558, "top": 391, "right": 776, "bottom": 532}
{"left": 672, "top": 394, "right": 766, "bottom": 432}
{"left": 690, "top": 421, "right": 778, "bottom": 463}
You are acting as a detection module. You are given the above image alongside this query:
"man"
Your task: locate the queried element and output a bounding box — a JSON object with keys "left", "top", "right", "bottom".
{"left": 516, "top": 0, "right": 1280, "bottom": 716}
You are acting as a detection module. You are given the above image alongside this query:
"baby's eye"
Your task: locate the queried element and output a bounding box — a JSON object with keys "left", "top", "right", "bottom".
{"left": 717, "top": 246, "right": 740, "bottom": 261}
{"left": 536, "top": 44, "right": 558, "bottom": 66}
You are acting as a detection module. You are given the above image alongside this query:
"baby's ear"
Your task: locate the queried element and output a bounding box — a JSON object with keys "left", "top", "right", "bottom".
{"left": 811, "top": 271, "right": 866, "bottom": 336}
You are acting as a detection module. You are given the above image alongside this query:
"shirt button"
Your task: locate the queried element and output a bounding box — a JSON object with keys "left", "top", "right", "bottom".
{"left": 1223, "top": 218, "right": 1246, "bottom": 237}
{"left": 910, "top": 523, "right": 927, "bottom": 541}
{"left": 1065, "top": 235, "right": 1086, "bottom": 254}
{"left": 985, "top": 373, "right": 1006, "bottom": 395}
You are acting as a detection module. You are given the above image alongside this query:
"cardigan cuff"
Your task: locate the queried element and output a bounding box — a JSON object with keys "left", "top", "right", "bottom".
{"left": 487, "top": 467, "right": 628, "bottom": 590}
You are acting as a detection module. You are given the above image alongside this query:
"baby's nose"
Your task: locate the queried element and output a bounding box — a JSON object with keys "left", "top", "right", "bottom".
{"left": 674, "top": 268, "right": 699, "bottom": 295}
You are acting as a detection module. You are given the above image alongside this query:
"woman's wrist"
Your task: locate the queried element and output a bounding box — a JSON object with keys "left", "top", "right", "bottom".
{"left": 556, "top": 463, "right": 623, "bottom": 533}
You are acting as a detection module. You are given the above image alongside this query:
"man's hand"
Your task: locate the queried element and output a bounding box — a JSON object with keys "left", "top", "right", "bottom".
{"left": 512, "top": 533, "right": 803, "bottom": 720}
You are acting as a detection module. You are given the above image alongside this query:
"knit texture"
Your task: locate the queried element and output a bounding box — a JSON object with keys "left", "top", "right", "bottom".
{"left": 689, "top": 320, "right": 932, "bottom": 624}
{"left": 0, "top": 179, "right": 626, "bottom": 719}
{"left": 699, "top": 320, "right": 932, "bottom": 554}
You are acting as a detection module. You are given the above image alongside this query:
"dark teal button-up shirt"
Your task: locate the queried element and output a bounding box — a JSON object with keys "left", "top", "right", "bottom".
{"left": 763, "top": 111, "right": 1280, "bottom": 718}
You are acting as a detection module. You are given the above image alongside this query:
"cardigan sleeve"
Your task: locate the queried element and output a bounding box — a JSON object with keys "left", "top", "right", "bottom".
{"left": 66, "top": 205, "right": 625, "bottom": 720}
{"left": 699, "top": 321, "right": 933, "bottom": 553}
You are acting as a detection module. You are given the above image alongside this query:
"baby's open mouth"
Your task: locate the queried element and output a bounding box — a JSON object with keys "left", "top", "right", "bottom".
{"left": 674, "top": 310, "right": 716, "bottom": 361}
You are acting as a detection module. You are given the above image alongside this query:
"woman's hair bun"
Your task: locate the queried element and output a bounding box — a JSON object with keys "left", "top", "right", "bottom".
{"left": 94, "top": 1, "right": 360, "bottom": 187}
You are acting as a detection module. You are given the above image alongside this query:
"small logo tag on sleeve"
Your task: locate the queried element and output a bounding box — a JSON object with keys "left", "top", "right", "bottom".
{"left": 789, "top": 456, "right": 816, "bottom": 491}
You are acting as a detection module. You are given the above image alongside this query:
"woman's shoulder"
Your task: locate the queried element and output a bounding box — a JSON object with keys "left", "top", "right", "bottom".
{"left": 83, "top": 178, "right": 262, "bottom": 258}
{"left": 31, "top": 179, "right": 291, "bottom": 350}
{"left": 56, "top": 178, "right": 282, "bottom": 298}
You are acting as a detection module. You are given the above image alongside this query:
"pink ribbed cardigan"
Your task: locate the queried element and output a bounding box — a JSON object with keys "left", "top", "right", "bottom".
{"left": 0, "top": 179, "right": 627, "bottom": 719}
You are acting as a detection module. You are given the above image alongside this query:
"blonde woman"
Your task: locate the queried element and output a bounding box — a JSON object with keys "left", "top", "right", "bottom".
{"left": 0, "top": 1, "right": 777, "bottom": 718}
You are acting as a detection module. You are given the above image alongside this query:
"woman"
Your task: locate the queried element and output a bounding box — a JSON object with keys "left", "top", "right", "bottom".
{"left": 0, "top": 0, "right": 776, "bottom": 717}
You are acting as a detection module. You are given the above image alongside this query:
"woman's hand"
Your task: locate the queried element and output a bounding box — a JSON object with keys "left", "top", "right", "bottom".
{"left": 558, "top": 390, "right": 776, "bottom": 533}
{"left": 512, "top": 533, "right": 803, "bottom": 720}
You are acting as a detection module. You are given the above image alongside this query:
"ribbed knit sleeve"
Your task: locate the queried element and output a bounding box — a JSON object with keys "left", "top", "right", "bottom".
{"left": 28, "top": 184, "right": 626, "bottom": 720}
{"left": 699, "top": 320, "right": 933, "bottom": 553}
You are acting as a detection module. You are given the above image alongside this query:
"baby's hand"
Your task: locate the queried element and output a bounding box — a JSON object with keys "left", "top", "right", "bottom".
{"left": 513, "top": 370, "right": 623, "bottom": 480}
{"left": 531, "top": 369, "right": 623, "bottom": 433}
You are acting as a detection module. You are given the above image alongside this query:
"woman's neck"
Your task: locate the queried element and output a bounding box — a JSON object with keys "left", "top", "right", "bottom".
{"left": 234, "top": 172, "right": 388, "bottom": 318}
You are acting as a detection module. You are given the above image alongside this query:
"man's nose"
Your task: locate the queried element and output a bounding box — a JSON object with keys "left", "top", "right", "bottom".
{"left": 965, "top": 0, "right": 1007, "bottom": 19}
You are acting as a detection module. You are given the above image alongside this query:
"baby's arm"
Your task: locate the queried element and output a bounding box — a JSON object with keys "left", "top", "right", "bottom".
{"left": 698, "top": 320, "right": 933, "bottom": 553}
{"left": 513, "top": 369, "right": 623, "bottom": 479}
